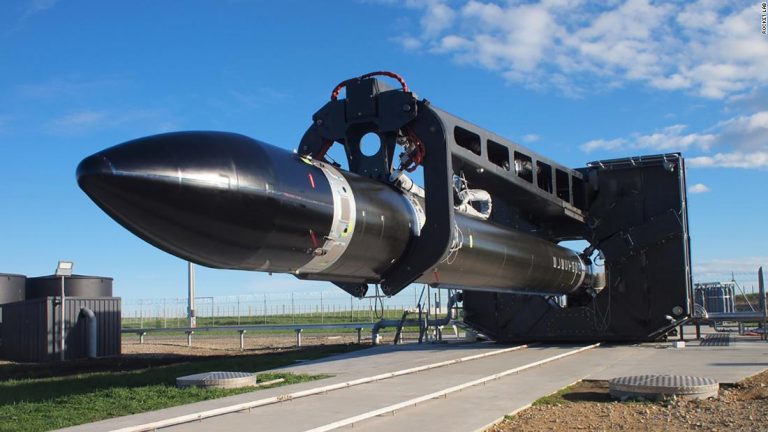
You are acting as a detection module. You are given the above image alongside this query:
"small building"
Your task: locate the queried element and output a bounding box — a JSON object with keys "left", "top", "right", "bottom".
{"left": 0, "top": 273, "right": 26, "bottom": 354}
{"left": 0, "top": 274, "right": 121, "bottom": 362}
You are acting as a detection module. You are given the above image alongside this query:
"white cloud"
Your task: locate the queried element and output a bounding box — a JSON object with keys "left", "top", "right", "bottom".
{"left": 48, "top": 110, "right": 107, "bottom": 132}
{"left": 16, "top": 76, "right": 131, "bottom": 99}
{"left": 580, "top": 110, "right": 768, "bottom": 168}
{"left": 521, "top": 133, "right": 540, "bottom": 143}
{"left": 687, "top": 152, "right": 768, "bottom": 169}
{"left": 229, "top": 87, "right": 290, "bottom": 109}
{"left": 694, "top": 256, "right": 768, "bottom": 279}
{"left": 46, "top": 109, "right": 179, "bottom": 136}
{"left": 8, "top": 0, "right": 60, "bottom": 34}
{"left": 580, "top": 125, "right": 715, "bottom": 153}
{"left": 420, "top": 2, "right": 455, "bottom": 37}
{"left": 688, "top": 183, "right": 710, "bottom": 194}
{"left": 398, "top": 36, "right": 422, "bottom": 51}
{"left": 394, "top": 1, "right": 768, "bottom": 99}
{"left": 715, "top": 111, "right": 768, "bottom": 151}
{"left": 580, "top": 138, "right": 625, "bottom": 152}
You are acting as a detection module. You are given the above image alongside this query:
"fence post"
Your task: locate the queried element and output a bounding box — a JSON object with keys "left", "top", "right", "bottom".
{"left": 186, "top": 330, "right": 194, "bottom": 347}
{"left": 239, "top": 329, "right": 246, "bottom": 351}
{"left": 295, "top": 329, "right": 302, "bottom": 347}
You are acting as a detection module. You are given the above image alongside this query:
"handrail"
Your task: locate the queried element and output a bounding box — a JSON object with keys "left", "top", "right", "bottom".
{"left": 121, "top": 322, "right": 375, "bottom": 333}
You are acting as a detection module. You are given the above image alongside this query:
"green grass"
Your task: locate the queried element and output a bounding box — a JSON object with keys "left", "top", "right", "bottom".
{"left": 0, "top": 344, "right": 365, "bottom": 432}
{"left": 531, "top": 384, "right": 576, "bottom": 406}
{"left": 122, "top": 309, "right": 411, "bottom": 329}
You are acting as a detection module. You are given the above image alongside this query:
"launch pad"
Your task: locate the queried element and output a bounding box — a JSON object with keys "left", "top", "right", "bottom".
{"left": 62, "top": 328, "right": 768, "bottom": 432}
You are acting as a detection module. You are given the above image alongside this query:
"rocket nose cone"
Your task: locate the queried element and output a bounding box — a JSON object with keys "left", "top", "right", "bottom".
{"left": 76, "top": 131, "right": 334, "bottom": 272}
{"left": 76, "top": 154, "right": 114, "bottom": 193}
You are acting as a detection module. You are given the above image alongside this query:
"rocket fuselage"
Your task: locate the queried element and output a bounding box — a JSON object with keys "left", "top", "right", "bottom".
{"left": 77, "top": 131, "right": 590, "bottom": 296}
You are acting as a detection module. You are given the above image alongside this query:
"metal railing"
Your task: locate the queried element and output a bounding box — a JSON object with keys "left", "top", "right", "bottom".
{"left": 123, "top": 322, "right": 376, "bottom": 349}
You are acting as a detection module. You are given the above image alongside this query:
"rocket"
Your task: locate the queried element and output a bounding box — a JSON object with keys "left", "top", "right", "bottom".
{"left": 76, "top": 72, "right": 695, "bottom": 343}
{"left": 77, "top": 131, "right": 594, "bottom": 298}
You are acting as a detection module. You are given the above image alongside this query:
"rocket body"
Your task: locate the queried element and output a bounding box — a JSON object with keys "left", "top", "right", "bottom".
{"left": 77, "top": 131, "right": 590, "bottom": 296}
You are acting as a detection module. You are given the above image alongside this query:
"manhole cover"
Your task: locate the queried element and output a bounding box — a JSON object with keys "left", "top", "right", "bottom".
{"left": 176, "top": 371, "right": 257, "bottom": 389}
{"left": 609, "top": 375, "right": 718, "bottom": 401}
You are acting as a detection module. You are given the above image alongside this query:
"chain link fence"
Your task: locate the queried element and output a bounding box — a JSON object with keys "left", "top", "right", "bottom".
{"left": 121, "top": 289, "right": 438, "bottom": 329}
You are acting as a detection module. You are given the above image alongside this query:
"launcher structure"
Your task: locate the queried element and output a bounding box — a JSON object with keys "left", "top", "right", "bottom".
{"left": 77, "top": 72, "right": 693, "bottom": 343}
{"left": 297, "top": 72, "right": 692, "bottom": 342}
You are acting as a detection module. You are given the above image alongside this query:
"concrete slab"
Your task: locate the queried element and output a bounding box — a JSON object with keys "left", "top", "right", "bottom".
{"left": 587, "top": 337, "right": 768, "bottom": 384}
{"left": 57, "top": 342, "right": 519, "bottom": 432}
{"left": 346, "top": 347, "right": 613, "bottom": 432}
{"left": 58, "top": 330, "right": 768, "bottom": 432}
{"left": 160, "top": 345, "right": 587, "bottom": 432}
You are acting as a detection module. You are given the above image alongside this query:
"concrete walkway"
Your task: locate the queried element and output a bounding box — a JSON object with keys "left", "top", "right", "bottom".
{"left": 59, "top": 330, "right": 768, "bottom": 432}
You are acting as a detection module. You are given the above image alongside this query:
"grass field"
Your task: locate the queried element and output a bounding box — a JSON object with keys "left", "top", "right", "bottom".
{"left": 0, "top": 344, "right": 365, "bottom": 432}
{"left": 122, "top": 308, "right": 412, "bottom": 329}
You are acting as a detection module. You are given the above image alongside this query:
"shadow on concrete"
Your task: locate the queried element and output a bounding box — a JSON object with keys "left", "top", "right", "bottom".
{"left": 710, "top": 362, "right": 768, "bottom": 367}
{"left": 561, "top": 381, "right": 612, "bottom": 403}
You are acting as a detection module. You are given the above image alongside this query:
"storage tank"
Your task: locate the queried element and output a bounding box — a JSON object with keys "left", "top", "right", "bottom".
{"left": 0, "top": 274, "right": 26, "bottom": 305}
{"left": 25, "top": 275, "right": 113, "bottom": 299}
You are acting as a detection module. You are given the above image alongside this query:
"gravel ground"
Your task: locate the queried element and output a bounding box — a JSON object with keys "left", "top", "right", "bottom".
{"left": 121, "top": 333, "right": 364, "bottom": 357}
{"left": 491, "top": 370, "right": 768, "bottom": 431}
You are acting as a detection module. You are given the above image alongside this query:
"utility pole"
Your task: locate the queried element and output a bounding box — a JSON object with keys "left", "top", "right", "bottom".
{"left": 188, "top": 262, "right": 196, "bottom": 328}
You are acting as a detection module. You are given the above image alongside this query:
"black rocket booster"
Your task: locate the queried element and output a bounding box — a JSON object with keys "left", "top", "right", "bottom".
{"left": 77, "top": 131, "right": 593, "bottom": 297}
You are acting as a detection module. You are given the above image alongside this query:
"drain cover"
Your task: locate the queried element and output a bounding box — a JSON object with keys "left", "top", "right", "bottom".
{"left": 176, "top": 371, "right": 257, "bottom": 389}
{"left": 609, "top": 375, "right": 718, "bottom": 401}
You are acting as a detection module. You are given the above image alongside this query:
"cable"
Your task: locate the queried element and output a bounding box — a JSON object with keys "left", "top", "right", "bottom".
{"left": 401, "top": 128, "right": 425, "bottom": 173}
{"left": 323, "top": 72, "right": 424, "bottom": 170}
{"left": 374, "top": 284, "right": 385, "bottom": 320}
{"left": 330, "top": 71, "right": 409, "bottom": 101}
{"left": 442, "top": 222, "right": 464, "bottom": 265}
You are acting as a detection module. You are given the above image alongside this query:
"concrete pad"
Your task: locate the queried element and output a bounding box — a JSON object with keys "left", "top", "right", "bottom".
{"left": 56, "top": 342, "right": 519, "bottom": 432}
{"left": 339, "top": 346, "right": 610, "bottom": 432}
{"left": 587, "top": 337, "right": 768, "bottom": 384}
{"left": 58, "top": 331, "right": 768, "bottom": 432}
{"left": 160, "top": 345, "right": 587, "bottom": 432}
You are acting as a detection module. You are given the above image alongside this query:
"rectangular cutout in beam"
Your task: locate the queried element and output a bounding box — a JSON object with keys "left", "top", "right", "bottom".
{"left": 556, "top": 169, "right": 570, "bottom": 202}
{"left": 488, "top": 139, "right": 510, "bottom": 170}
{"left": 572, "top": 176, "right": 586, "bottom": 210}
{"left": 514, "top": 152, "right": 533, "bottom": 183}
{"left": 454, "top": 126, "right": 482, "bottom": 156}
{"left": 537, "top": 161, "right": 553, "bottom": 193}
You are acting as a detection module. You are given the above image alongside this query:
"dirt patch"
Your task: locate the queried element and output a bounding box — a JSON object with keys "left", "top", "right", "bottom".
{"left": 121, "top": 333, "right": 362, "bottom": 357}
{"left": 491, "top": 370, "right": 768, "bottom": 431}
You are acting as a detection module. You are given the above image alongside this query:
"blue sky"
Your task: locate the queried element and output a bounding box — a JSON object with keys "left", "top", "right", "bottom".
{"left": 0, "top": 0, "right": 766, "bottom": 302}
